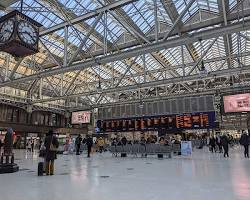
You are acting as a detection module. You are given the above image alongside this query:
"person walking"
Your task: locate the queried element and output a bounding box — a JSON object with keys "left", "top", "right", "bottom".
{"left": 75, "top": 134, "right": 82, "bottom": 155}
{"left": 86, "top": 135, "right": 93, "bottom": 158}
{"left": 44, "top": 130, "right": 59, "bottom": 176}
{"left": 209, "top": 136, "right": 216, "bottom": 153}
{"left": 221, "top": 134, "right": 229, "bottom": 158}
{"left": 240, "top": 131, "right": 250, "bottom": 158}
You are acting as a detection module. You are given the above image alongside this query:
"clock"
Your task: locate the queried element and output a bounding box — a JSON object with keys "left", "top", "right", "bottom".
{"left": 17, "top": 21, "right": 38, "bottom": 45}
{"left": 0, "top": 19, "right": 15, "bottom": 42}
{"left": 0, "top": 10, "right": 42, "bottom": 57}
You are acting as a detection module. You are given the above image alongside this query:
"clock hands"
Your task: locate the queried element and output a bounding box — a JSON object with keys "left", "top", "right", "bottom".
{"left": 20, "top": 31, "right": 36, "bottom": 42}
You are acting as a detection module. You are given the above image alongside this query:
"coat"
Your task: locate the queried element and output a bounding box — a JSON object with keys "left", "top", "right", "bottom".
{"left": 44, "top": 135, "right": 59, "bottom": 161}
{"left": 97, "top": 138, "right": 105, "bottom": 147}
{"left": 86, "top": 137, "right": 93, "bottom": 147}
{"left": 221, "top": 135, "right": 229, "bottom": 146}
{"left": 209, "top": 137, "right": 216, "bottom": 146}
{"left": 240, "top": 134, "right": 250, "bottom": 146}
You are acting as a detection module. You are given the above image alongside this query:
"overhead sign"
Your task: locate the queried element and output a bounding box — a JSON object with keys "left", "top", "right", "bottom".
{"left": 223, "top": 93, "right": 250, "bottom": 113}
{"left": 71, "top": 111, "right": 91, "bottom": 124}
{"left": 96, "top": 112, "right": 216, "bottom": 132}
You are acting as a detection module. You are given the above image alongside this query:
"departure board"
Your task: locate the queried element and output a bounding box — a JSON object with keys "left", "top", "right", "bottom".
{"left": 96, "top": 112, "right": 216, "bottom": 133}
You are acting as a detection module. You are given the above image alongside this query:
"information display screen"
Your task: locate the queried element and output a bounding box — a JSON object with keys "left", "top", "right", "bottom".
{"left": 223, "top": 93, "right": 250, "bottom": 113}
{"left": 97, "top": 112, "right": 216, "bottom": 132}
{"left": 71, "top": 111, "right": 91, "bottom": 124}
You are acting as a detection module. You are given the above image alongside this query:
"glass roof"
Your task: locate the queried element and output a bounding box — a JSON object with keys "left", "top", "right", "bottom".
{"left": 0, "top": 0, "right": 249, "bottom": 107}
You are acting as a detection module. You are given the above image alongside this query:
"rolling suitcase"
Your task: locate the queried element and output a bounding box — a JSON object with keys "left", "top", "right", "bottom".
{"left": 38, "top": 162, "right": 44, "bottom": 176}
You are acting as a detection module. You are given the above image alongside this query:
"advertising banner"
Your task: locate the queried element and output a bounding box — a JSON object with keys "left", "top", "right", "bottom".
{"left": 223, "top": 93, "right": 250, "bottom": 113}
{"left": 181, "top": 141, "right": 192, "bottom": 156}
{"left": 71, "top": 111, "right": 91, "bottom": 124}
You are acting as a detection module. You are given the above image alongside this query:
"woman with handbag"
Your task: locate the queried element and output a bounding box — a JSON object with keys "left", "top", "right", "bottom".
{"left": 44, "top": 130, "right": 59, "bottom": 176}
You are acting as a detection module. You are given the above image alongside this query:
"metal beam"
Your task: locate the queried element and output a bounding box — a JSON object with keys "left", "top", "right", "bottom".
{"left": 67, "top": 13, "right": 103, "bottom": 66}
{"left": 39, "top": 0, "right": 138, "bottom": 36}
{"left": 218, "top": 0, "right": 233, "bottom": 69}
{"left": 8, "top": 58, "right": 24, "bottom": 80}
{"left": 40, "top": 8, "right": 250, "bottom": 61}
{"left": 163, "top": 0, "right": 195, "bottom": 41}
{"left": 160, "top": 0, "right": 199, "bottom": 61}
{"left": 33, "top": 64, "right": 250, "bottom": 103}
{"left": 1, "top": 18, "right": 249, "bottom": 88}
{"left": 187, "top": 38, "right": 218, "bottom": 75}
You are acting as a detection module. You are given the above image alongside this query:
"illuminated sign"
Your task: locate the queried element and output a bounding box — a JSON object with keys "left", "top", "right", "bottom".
{"left": 71, "top": 111, "right": 91, "bottom": 124}
{"left": 96, "top": 112, "right": 216, "bottom": 132}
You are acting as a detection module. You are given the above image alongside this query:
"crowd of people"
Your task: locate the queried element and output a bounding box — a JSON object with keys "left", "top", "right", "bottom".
{"left": 110, "top": 135, "right": 180, "bottom": 146}
{"left": 208, "top": 131, "right": 250, "bottom": 158}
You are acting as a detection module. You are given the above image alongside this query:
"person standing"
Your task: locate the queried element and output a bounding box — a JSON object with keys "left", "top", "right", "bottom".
{"left": 97, "top": 137, "right": 105, "bottom": 153}
{"left": 121, "top": 136, "right": 127, "bottom": 146}
{"left": 221, "top": 134, "right": 229, "bottom": 158}
{"left": 216, "top": 134, "right": 222, "bottom": 153}
{"left": 44, "top": 130, "right": 59, "bottom": 176}
{"left": 75, "top": 134, "right": 82, "bottom": 155}
{"left": 31, "top": 139, "right": 34, "bottom": 153}
{"left": 209, "top": 136, "right": 216, "bottom": 153}
{"left": 0, "top": 139, "right": 2, "bottom": 153}
{"left": 27, "top": 139, "right": 32, "bottom": 152}
{"left": 240, "top": 131, "right": 250, "bottom": 158}
{"left": 86, "top": 135, "right": 93, "bottom": 158}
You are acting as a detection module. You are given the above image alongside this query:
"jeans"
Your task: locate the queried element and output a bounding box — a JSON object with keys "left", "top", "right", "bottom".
{"left": 223, "top": 145, "right": 229, "bottom": 157}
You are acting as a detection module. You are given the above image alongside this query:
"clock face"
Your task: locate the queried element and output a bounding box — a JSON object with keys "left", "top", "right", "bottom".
{"left": 0, "top": 19, "right": 14, "bottom": 42}
{"left": 17, "top": 21, "right": 38, "bottom": 45}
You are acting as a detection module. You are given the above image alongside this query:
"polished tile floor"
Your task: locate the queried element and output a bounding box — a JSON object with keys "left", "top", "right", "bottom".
{"left": 0, "top": 147, "right": 250, "bottom": 200}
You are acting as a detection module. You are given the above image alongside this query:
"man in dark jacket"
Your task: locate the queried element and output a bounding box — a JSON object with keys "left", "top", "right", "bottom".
{"left": 86, "top": 135, "right": 93, "bottom": 158}
{"left": 75, "top": 134, "right": 82, "bottom": 155}
{"left": 221, "top": 134, "right": 229, "bottom": 158}
{"left": 240, "top": 132, "right": 250, "bottom": 158}
{"left": 209, "top": 136, "right": 216, "bottom": 153}
{"left": 44, "top": 130, "right": 59, "bottom": 175}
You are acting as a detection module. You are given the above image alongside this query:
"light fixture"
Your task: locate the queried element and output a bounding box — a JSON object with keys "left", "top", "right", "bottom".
{"left": 96, "top": 79, "right": 102, "bottom": 93}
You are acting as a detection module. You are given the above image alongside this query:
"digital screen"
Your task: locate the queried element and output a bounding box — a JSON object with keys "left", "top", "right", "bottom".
{"left": 223, "top": 93, "right": 250, "bottom": 113}
{"left": 71, "top": 111, "right": 91, "bottom": 124}
{"left": 97, "top": 112, "right": 216, "bottom": 132}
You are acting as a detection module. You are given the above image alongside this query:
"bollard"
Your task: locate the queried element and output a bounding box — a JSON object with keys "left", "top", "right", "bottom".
{"left": 11, "top": 154, "right": 14, "bottom": 164}
{"left": 6, "top": 155, "right": 9, "bottom": 164}
{"left": 0, "top": 153, "right": 3, "bottom": 164}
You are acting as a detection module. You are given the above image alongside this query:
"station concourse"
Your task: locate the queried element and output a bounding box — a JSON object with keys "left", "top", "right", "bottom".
{"left": 0, "top": 0, "right": 250, "bottom": 200}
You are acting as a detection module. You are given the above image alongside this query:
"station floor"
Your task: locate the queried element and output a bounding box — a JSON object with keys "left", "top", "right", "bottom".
{"left": 0, "top": 148, "right": 250, "bottom": 200}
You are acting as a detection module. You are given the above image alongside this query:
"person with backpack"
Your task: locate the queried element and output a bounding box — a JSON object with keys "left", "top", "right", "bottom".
{"left": 44, "top": 130, "right": 59, "bottom": 175}
{"left": 240, "top": 131, "right": 250, "bottom": 158}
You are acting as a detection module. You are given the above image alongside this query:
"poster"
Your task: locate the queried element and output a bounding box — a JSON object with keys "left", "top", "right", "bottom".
{"left": 181, "top": 141, "right": 192, "bottom": 156}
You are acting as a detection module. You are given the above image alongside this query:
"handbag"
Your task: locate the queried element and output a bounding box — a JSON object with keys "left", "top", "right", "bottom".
{"left": 49, "top": 137, "right": 58, "bottom": 152}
